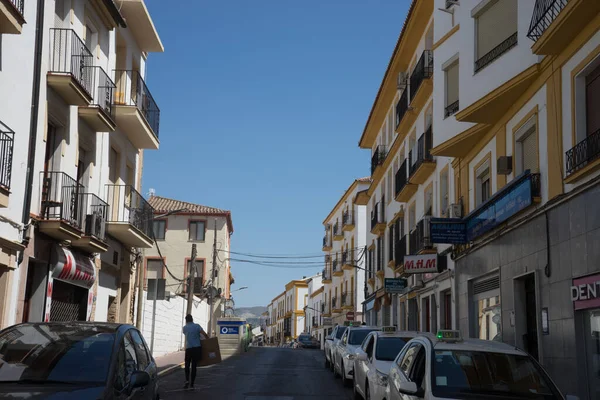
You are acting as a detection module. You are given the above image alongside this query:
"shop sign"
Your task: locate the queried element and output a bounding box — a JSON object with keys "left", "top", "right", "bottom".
{"left": 571, "top": 274, "right": 600, "bottom": 310}
{"left": 404, "top": 253, "right": 444, "bottom": 274}
{"left": 220, "top": 326, "right": 239, "bottom": 335}
{"left": 52, "top": 247, "right": 96, "bottom": 289}
{"left": 429, "top": 218, "right": 467, "bottom": 244}
{"left": 364, "top": 298, "right": 375, "bottom": 311}
{"left": 322, "top": 317, "right": 333, "bottom": 326}
{"left": 384, "top": 278, "right": 408, "bottom": 294}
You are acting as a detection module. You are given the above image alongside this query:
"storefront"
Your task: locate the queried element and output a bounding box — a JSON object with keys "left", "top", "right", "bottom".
{"left": 44, "top": 246, "right": 96, "bottom": 322}
{"left": 363, "top": 293, "right": 376, "bottom": 326}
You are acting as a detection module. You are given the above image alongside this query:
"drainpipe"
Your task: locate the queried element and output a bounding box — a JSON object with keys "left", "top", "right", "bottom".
{"left": 19, "top": 0, "right": 46, "bottom": 264}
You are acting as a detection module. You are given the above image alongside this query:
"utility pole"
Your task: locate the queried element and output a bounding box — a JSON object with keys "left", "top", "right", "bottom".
{"left": 186, "top": 244, "right": 197, "bottom": 316}
{"left": 208, "top": 220, "right": 217, "bottom": 337}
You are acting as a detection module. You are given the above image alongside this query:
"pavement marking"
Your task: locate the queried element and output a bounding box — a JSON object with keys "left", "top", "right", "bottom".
{"left": 157, "top": 362, "right": 184, "bottom": 376}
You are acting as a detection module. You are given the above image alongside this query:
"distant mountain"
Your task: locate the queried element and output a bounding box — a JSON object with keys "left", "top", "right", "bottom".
{"left": 235, "top": 306, "right": 267, "bottom": 326}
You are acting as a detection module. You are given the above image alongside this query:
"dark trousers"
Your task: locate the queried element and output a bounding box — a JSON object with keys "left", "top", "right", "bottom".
{"left": 184, "top": 346, "right": 202, "bottom": 385}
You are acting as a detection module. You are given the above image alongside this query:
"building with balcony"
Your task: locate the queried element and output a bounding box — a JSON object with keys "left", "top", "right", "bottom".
{"left": 321, "top": 177, "right": 370, "bottom": 327}
{"left": 145, "top": 195, "right": 234, "bottom": 336}
{"left": 428, "top": 0, "right": 600, "bottom": 397}
{"left": 0, "top": 0, "right": 165, "bottom": 329}
{"left": 306, "top": 275, "right": 325, "bottom": 348}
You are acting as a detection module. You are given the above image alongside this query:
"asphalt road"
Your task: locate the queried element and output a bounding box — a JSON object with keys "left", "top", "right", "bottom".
{"left": 158, "top": 347, "right": 353, "bottom": 400}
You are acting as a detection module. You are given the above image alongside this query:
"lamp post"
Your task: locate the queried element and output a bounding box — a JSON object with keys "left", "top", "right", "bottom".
{"left": 227, "top": 287, "right": 248, "bottom": 316}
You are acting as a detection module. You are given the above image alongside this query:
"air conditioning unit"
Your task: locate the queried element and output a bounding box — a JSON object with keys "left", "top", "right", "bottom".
{"left": 448, "top": 203, "right": 463, "bottom": 219}
{"left": 85, "top": 212, "right": 105, "bottom": 238}
{"left": 497, "top": 156, "right": 513, "bottom": 175}
{"left": 397, "top": 71, "right": 408, "bottom": 90}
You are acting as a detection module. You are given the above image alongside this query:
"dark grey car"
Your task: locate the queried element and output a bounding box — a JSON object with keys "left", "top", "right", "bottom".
{"left": 0, "top": 322, "right": 159, "bottom": 399}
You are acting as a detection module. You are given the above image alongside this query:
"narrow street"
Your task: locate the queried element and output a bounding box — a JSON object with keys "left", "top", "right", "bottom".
{"left": 158, "top": 347, "right": 352, "bottom": 400}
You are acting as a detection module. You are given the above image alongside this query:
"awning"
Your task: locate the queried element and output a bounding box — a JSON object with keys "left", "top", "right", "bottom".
{"left": 51, "top": 246, "right": 96, "bottom": 289}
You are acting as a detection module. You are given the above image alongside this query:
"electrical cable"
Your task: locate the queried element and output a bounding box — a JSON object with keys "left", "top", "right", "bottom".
{"left": 151, "top": 230, "right": 185, "bottom": 282}
{"left": 220, "top": 247, "right": 368, "bottom": 259}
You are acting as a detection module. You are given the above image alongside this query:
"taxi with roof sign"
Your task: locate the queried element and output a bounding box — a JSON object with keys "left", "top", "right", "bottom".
{"left": 333, "top": 325, "right": 380, "bottom": 386}
{"left": 353, "top": 326, "right": 422, "bottom": 400}
{"left": 385, "top": 330, "right": 580, "bottom": 400}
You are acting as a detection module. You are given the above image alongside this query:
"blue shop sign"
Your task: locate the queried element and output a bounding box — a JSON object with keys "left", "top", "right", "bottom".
{"left": 220, "top": 326, "right": 239, "bottom": 335}
{"left": 430, "top": 218, "right": 467, "bottom": 244}
{"left": 384, "top": 278, "right": 408, "bottom": 294}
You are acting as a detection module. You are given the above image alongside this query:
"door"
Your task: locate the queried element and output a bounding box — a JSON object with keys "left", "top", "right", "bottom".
{"left": 524, "top": 275, "right": 539, "bottom": 360}
{"left": 584, "top": 309, "right": 600, "bottom": 400}
{"left": 50, "top": 280, "right": 87, "bottom": 322}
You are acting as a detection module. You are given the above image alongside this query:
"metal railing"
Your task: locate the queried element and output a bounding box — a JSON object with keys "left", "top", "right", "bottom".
{"left": 321, "top": 302, "right": 326, "bottom": 313}
{"left": 565, "top": 129, "right": 600, "bottom": 175}
{"left": 40, "top": 171, "right": 84, "bottom": 228}
{"left": 408, "top": 217, "right": 430, "bottom": 255}
{"left": 371, "top": 200, "right": 385, "bottom": 230}
{"left": 323, "top": 235, "right": 331, "bottom": 248}
{"left": 395, "top": 235, "right": 407, "bottom": 267}
{"left": 527, "top": 0, "right": 569, "bottom": 41}
{"left": 333, "top": 222, "right": 342, "bottom": 237}
{"left": 332, "top": 297, "right": 337, "bottom": 309}
{"left": 8, "top": 0, "right": 24, "bottom": 16}
{"left": 342, "top": 210, "right": 353, "bottom": 226}
{"left": 322, "top": 268, "right": 331, "bottom": 281}
{"left": 445, "top": 100, "right": 459, "bottom": 118}
{"left": 88, "top": 66, "right": 116, "bottom": 122}
{"left": 409, "top": 126, "right": 434, "bottom": 177}
{"left": 78, "top": 192, "right": 108, "bottom": 240}
{"left": 113, "top": 70, "right": 160, "bottom": 137}
{"left": 475, "top": 32, "right": 518, "bottom": 73}
{"left": 342, "top": 292, "right": 352, "bottom": 306}
{"left": 371, "top": 145, "right": 387, "bottom": 174}
{"left": 49, "top": 29, "right": 94, "bottom": 98}
{"left": 388, "top": 228, "right": 394, "bottom": 263}
{"left": 395, "top": 159, "right": 409, "bottom": 198}
{"left": 0, "top": 121, "right": 15, "bottom": 190}
{"left": 333, "top": 259, "right": 339, "bottom": 273}
{"left": 531, "top": 173, "right": 542, "bottom": 197}
{"left": 105, "top": 184, "right": 154, "bottom": 239}
{"left": 396, "top": 89, "right": 409, "bottom": 128}
{"left": 410, "top": 50, "right": 433, "bottom": 102}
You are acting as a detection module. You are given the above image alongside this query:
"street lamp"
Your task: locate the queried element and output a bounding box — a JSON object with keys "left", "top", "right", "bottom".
{"left": 231, "top": 286, "right": 248, "bottom": 293}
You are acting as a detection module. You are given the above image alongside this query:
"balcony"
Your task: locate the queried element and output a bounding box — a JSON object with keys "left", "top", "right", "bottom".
{"left": 342, "top": 292, "right": 353, "bottom": 309}
{"left": 395, "top": 159, "right": 418, "bottom": 202}
{"left": 408, "top": 126, "right": 436, "bottom": 184}
{"left": 322, "top": 235, "right": 332, "bottom": 251}
{"left": 322, "top": 268, "right": 332, "bottom": 283}
{"left": 332, "top": 297, "right": 342, "bottom": 313}
{"left": 333, "top": 259, "right": 343, "bottom": 277}
{"left": 39, "top": 172, "right": 84, "bottom": 241}
{"left": 0, "top": 0, "right": 25, "bottom": 34}
{"left": 408, "top": 217, "right": 433, "bottom": 255}
{"left": 395, "top": 89, "right": 409, "bottom": 131}
{"left": 47, "top": 29, "right": 94, "bottom": 106}
{"left": 409, "top": 50, "right": 433, "bottom": 108}
{"left": 322, "top": 302, "right": 331, "bottom": 317}
{"left": 445, "top": 100, "right": 459, "bottom": 118}
{"left": 114, "top": 0, "right": 163, "bottom": 53}
{"left": 474, "top": 32, "right": 518, "bottom": 73}
{"left": 105, "top": 184, "right": 154, "bottom": 248}
{"left": 395, "top": 234, "right": 408, "bottom": 269}
{"left": 0, "top": 120, "right": 14, "bottom": 208}
{"left": 71, "top": 193, "right": 109, "bottom": 253}
{"left": 527, "top": 0, "right": 600, "bottom": 55}
{"left": 370, "top": 145, "right": 387, "bottom": 175}
{"left": 370, "top": 200, "right": 386, "bottom": 236}
{"left": 342, "top": 250, "right": 354, "bottom": 270}
{"left": 114, "top": 70, "right": 160, "bottom": 149}
{"left": 342, "top": 210, "right": 354, "bottom": 231}
{"left": 333, "top": 222, "right": 344, "bottom": 241}
{"left": 78, "top": 67, "right": 117, "bottom": 132}
{"left": 565, "top": 128, "right": 600, "bottom": 182}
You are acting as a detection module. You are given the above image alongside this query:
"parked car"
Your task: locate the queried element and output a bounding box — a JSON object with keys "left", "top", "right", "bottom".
{"left": 324, "top": 325, "right": 347, "bottom": 370}
{"left": 0, "top": 322, "right": 159, "bottom": 400}
{"left": 297, "top": 334, "right": 319, "bottom": 349}
{"left": 333, "top": 326, "right": 379, "bottom": 386}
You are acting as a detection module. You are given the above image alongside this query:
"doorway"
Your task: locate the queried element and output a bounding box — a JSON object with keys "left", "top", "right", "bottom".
{"left": 514, "top": 272, "right": 539, "bottom": 360}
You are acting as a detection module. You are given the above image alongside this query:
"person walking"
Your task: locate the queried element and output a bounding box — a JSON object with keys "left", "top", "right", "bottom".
{"left": 182, "top": 314, "right": 207, "bottom": 390}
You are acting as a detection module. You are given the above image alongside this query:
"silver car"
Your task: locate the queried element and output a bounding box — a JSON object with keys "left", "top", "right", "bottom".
{"left": 333, "top": 326, "right": 379, "bottom": 386}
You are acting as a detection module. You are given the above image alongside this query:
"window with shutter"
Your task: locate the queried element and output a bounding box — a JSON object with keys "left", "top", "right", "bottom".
{"left": 445, "top": 62, "right": 459, "bottom": 107}
{"left": 586, "top": 63, "right": 600, "bottom": 136}
{"left": 475, "top": 0, "right": 518, "bottom": 61}
{"left": 521, "top": 129, "right": 538, "bottom": 173}
{"left": 476, "top": 161, "right": 491, "bottom": 206}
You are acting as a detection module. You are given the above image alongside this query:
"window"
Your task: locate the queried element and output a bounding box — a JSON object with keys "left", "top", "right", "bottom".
{"left": 475, "top": 159, "right": 491, "bottom": 206}
{"left": 189, "top": 221, "right": 206, "bottom": 241}
{"left": 387, "top": 170, "right": 393, "bottom": 204}
{"left": 145, "top": 259, "right": 163, "bottom": 285}
{"left": 424, "top": 184, "right": 433, "bottom": 216}
{"left": 515, "top": 116, "right": 538, "bottom": 174}
{"left": 472, "top": 275, "right": 501, "bottom": 341}
{"left": 114, "top": 332, "right": 138, "bottom": 391}
{"left": 440, "top": 167, "right": 449, "bottom": 216}
{"left": 408, "top": 202, "right": 416, "bottom": 230}
{"left": 445, "top": 60, "right": 459, "bottom": 117}
{"left": 398, "top": 343, "right": 421, "bottom": 375}
{"left": 128, "top": 329, "right": 150, "bottom": 370}
{"left": 474, "top": 0, "right": 518, "bottom": 72}
{"left": 153, "top": 220, "right": 166, "bottom": 240}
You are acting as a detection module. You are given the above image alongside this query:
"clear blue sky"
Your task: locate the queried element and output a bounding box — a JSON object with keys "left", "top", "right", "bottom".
{"left": 142, "top": 0, "right": 410, "bottom": 307}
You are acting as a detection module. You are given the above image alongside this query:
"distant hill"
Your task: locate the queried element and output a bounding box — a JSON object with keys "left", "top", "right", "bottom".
{"left": 235, "top": 306, "right": 267, "bottom": 326}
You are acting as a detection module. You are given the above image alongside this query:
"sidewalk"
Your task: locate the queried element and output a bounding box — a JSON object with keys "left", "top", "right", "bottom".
{"left": 155, "top": 351, "right": 185, "bottom": 376}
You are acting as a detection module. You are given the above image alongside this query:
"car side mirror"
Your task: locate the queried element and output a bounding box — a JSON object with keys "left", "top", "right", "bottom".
{"left": 397, "top": 381, "right": 423, "bottom": 397}
{"left": 356, "top": 352, "right": 368, "bottom": 361}
{"left": 127, "top": 371, "right": 150, "bottom": 395}
{"left": 566, "top": 396, "right": 580, "bottom": 400}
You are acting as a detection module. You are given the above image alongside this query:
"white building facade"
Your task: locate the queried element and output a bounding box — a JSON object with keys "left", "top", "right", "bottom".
{"left": 306, "top": 275, "right": 324, "bottom": 347}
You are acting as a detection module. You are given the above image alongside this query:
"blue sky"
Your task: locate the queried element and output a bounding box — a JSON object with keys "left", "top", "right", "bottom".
{"left": 142, "top": 0, "right": 410, "bottom": 307}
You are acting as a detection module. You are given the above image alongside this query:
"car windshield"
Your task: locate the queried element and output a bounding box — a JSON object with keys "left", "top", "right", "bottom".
{"left": 432, "top": 350, "right": 560, "bottom": 399}
{"left": 335, "top": 327, "right": 347, "bottom": 339}
{"left": 298, "top": 335, "right": 311, "bottom": 342}
{"left": 348, "top": 329, "right": 377, "bottom": 345}
{"left": 0, "top": 324, "right": 115, "bottom": 384}
{"left": 375, "top": 337, "right": 408, "bottom": 361}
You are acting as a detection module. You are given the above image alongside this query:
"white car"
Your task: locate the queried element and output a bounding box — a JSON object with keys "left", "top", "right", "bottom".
{"left": 333, "top": 326, "right": 380, "bottom": 386}
{"left": 386, "top": 330, "right": 580, "bottom": 400}
{"left": 324, "top": 325, "right": 347, "bottom": 371}
{"left": 353, "top": 326, "right": 421, "bottom": 400}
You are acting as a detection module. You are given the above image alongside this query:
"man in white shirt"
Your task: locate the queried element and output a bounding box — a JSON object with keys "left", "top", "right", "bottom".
{"left": 182, "top": 314, "right": 207, "bottom": 389}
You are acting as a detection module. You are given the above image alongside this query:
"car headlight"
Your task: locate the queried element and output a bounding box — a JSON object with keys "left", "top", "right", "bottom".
{"left": 375, "top": 370, "right": 388, "bottom": 387}
{"left": 345, "top": 354, "right": 355, "bottom": 360}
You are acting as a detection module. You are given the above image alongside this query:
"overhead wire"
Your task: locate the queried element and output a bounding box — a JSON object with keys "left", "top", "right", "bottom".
{"left": 220, "top": 246, "right": 368, "bottom": 259}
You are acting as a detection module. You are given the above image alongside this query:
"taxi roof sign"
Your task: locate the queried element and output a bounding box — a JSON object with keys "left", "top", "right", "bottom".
{"left": 381, "top": 326, "right": 397, "bottom": 333}
{"left": 436, "top": 330, "right": 462, "bottom": 342}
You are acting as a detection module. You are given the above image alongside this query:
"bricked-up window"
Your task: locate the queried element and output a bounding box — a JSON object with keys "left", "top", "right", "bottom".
{"left": 187, "top": 259, "right": 205, "bottom": 293}
{"left": 146, "top": 259, "right": 162, "bottom": 286}
{"left": 189, "top": 221, "right": 206, "bottom": 241}
{"left": 153, "top": 220, "right": 166, "bottom": 240}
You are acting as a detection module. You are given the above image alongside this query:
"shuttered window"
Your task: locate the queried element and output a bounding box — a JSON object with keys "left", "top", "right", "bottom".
{"left": 446, "top": 62, "right": 459, "bottom": 106}
{"left": 521, "top": 129, "right": 538, "bottom": 173}
{"left": 586, "top": 63, "right": 600, "bottom": 136}
{"left": 476, "top": 161, "right": 491, "bottom": 206}
{"left": 475, "top": 0, "right": 518, "bottom": 60}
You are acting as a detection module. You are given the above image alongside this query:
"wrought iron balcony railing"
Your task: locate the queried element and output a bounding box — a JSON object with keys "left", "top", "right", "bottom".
{"left": 332, "top": 297, "right": 338, "bottom": 309}
{"left": 88, "top": 66, "right": 116, "bottom": 121}
{"left": 341, "top": 250, "right": 348, "bottom": 266}
{"left": 323, "top": 235, "right": 331, "bottom": 248}
{"left": 342, "top": 292, "right": 353, "bottom": 306}
{"left": 566, "top": 129, "right": 600, "bottom": 176}
{"left": 78, "top": 192, "right": 108, "bottom": 240}
{"left": 114, "top": 70, "right": 160, "bottom": 137}
{"left": 370, "top": 200, "right": 385, "bottom": 230}
{"left": 321, "top": 302, "right": 326, "bottom": 313}
{"left": 105, "top": 184, "right": 154, "bottom": 239}
{"left": 409, "top": 126, "right": 434, "bottom": 177}
{"left": 371, "top": 145, "right": 387, "bottom": 174}
{"left": 49, "top": 29, "right": 94, "bottom": 97}
{"left": 322, "top": 268, "right": 331, "bottom": 281}
{"left": 40, "top": 171, "right": 84, "bottom": 228}
{"left": 474, "top": 32, "right": 518, "bottom": 73}
{"left": 396, "top": 88, "right": 409, "bottom": 128}
{"left": 333, "top": 259, "right": 339, "bottom": 273}
{"left": 395, "top": 159, "right": 409, "bottom": 197}
{"left": 342, "top": 210, "right": 353, "bottom": 226}
{"left": 0, "top": 121, "right": 15, "bottom": 190}
{"left": 388, "top": 228, "right": 394, "bottom": 263}
{"left": 395, "top": 234, "right": 407, "bottom": 266}
{"left": 9, "top": 0, "right": 24, "bottom": 16}
{"left": 409, "top": 217, "right": 431, "bottom": 255}
{"left": 445, "top": 100, "right": 459, "bottom": 118}
{"left": 527, "top": 0, "right": 569, "bottom": 42}
{"left": 333, "top": 222, "right": 342, "bottom": 237}
{"left": 410, "top": 50, "right": 433, "bottom": 102}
